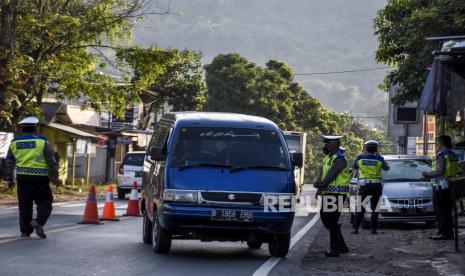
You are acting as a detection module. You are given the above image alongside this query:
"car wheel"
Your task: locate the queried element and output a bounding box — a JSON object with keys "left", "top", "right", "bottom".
{"left": 151, "top": 210, "right": 172, "bottom": 254}
{"left": 142, "top": 211, "right": 152, "bottom": 244}
{"left": 268, "top": 233, "right": 290, "bottom": 257}
{"left": 361, "top": 219, "right": 371, "bottom": 230}
{"left": 247, "top": 240, "right": 262, "bottom": 249}
{"left": 117, "top": 189, "right": 126, "bottom": 200}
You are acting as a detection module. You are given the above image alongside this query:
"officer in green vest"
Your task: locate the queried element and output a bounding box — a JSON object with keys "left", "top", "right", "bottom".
{"left": 5, "top": 116, "right": 61, "bottom": 239}
{"left": 422, "top": 135, "right": 460, "bottom": 240}
{"left": 314, "top": 135, "right": 350, "bottom": 257}
{"left": 351, "top": 140, "right": 389, "bottom": 234}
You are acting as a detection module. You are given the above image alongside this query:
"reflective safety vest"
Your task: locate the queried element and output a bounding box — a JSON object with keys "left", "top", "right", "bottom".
{"left": 9, "top": 135, "right": 49, "bottom": 176}
{"left": 355, "top": 154, "right": 384, "bottom": 180}
{"left": 432, "top": 150, "right": 460, "bottom": 178}
{"left": 320, "top": 150, "right": 350, "bottom": 194}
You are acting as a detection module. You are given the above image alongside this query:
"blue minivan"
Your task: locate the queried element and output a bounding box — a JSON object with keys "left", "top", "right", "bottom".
{"left": 141, "top": 112, "right": 302, "bottom": 257}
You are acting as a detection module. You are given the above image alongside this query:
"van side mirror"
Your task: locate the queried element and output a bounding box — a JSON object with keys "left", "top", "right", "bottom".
{"left": 291, "top": 153, "right": 303, "bottom": 167}
{"left": 149, "top": 146, "right": 165, "bottom": 161}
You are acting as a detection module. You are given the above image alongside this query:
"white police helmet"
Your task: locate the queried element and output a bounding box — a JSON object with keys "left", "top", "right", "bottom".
{"left": 364, "top": 140, "right": 379, "bottom": 147}
{"left": 18, "top": 116, "right": 40, "bottom": 125}
{"left": 322, "top": 135, "right": 343, "bottom": 144}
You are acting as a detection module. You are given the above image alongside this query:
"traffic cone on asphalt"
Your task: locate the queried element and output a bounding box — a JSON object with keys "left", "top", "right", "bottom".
{"left": 78, "top": 185, "right": 102, "bottom": 224}
{"left": 123, "top": 181, "right": 141, "bottom": 217}
{"left": 100, "top": 184, "right": 120, "bottom": 221}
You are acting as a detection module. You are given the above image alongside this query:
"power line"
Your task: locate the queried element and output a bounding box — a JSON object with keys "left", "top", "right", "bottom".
{"left": 294, "top": 67, "right": 389, "bottom": 76}
{"left": 348, "top": 116, "right": 388, "bottom": 119}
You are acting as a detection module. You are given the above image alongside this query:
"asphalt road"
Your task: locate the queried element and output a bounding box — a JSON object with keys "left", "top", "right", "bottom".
{"left": 0, "top": 188, "right": 317, "bottom": 276}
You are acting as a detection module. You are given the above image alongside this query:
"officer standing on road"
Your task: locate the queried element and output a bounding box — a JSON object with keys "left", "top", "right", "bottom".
{"left": 314, "top": 135, "right": 350, "bottom": 257}
{"left": 351, "top": 140, "right": 389, "bottom": 235}
{"left": 5, "top": 116, "right": 61, "bottom": 239}
{"left": 422, "top": 135, "right": 460, "bottom": 240}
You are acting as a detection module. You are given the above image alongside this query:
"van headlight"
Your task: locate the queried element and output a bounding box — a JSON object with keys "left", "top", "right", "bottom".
{"left": 163, "top": 189, "right": 198, "bottom": 203}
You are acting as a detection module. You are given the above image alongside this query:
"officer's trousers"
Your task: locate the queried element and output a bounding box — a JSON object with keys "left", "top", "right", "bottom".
{"left": 433, "top": 187, "right": 453, "bottom": 238}
{"left": 353, "top": 182, "right": 383, "bottom": 231}
{"left": 16, "top": 175, "right": 53, "bottom": 234}
{"left": 320, "top": 194, "right": 347, "bottom": 252}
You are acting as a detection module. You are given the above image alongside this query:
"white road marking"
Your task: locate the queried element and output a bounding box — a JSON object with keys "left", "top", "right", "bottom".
{"left": 252, "top": 213, "right": 320, "bottom": 276}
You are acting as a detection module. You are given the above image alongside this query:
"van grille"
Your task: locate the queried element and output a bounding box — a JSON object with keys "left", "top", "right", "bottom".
{"left": 388, "top": 198, "right": 431, "bottom": 207}
{"left": 200, "top": 192, "right": 262, "bottom": 204}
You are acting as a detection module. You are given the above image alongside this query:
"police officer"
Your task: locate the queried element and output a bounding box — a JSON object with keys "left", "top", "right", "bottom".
{"left": 314, "top": 135, "right": 350, "bottom": 257}
{"left": 351, "top": 140, "right": 389, "bottom": 234}
{"left": 5, "top": 116, "right": 61, "bottom": 239}
{"left": 422, "top": 135, "right": 460, "bottom": 240}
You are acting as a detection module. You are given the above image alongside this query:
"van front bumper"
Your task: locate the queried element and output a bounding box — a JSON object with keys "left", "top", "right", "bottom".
{"left": 159, "top": 203, "right": 294, "bottom": 234}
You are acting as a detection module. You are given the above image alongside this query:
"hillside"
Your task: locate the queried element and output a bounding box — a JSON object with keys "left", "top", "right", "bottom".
{"left": 134, "top": 0, "right": 388, "bottom": 119}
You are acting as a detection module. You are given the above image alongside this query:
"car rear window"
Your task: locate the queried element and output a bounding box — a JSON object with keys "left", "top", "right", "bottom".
{"left": 123, "top": 153, "right": 145, "bottom": 166}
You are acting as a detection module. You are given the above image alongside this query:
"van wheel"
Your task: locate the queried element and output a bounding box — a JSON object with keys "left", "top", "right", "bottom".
{"left": 142, "top": 211, "right": 152, "bottom": 244}
{"left": 247, "top": 241, "right": 262, "bottom": 249}
{"left": 117, "top": 189, "right": 126, "bottom": 200}
{"left": 268, "top": 233, "right": 290, "bottom": 257}
{"left": 152, "top": 210, "right": 172, "bottom": 254}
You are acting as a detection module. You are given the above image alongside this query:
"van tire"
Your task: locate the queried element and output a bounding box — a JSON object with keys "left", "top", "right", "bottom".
{"left": 142, "top": 211, "right": 152, "bottom": 244}
{"left": 247, "top": 241, "right": 262, "bottom": 249}
{"left": 152, "top": 210, "right": 172, "bottom": 254}
{"left": 268, "top": 233, "right": 290, "bottom": 257}
{"left": 117, "top": 189, "right": 126, "bottom": 200}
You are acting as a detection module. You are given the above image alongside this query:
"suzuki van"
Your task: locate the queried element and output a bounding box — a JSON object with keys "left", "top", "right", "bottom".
{"left": 141, "top": 112, "right": 302, "bottom": 257}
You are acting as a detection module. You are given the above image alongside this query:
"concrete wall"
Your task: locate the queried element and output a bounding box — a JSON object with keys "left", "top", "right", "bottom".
{"left": 67, "top": 144, "right": 108, "bottom": 184}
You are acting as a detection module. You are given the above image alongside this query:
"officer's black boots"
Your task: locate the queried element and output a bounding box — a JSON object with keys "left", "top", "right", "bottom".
{"left": 325, "top": 250, "right": 340, "bottom": 257}
{"left": 31, "top": 220, "right": 46, "bottom": 239}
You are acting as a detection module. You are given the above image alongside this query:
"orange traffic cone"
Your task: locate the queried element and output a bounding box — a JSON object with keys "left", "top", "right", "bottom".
{"left": 124, "top": 181, "right": 141, "bottom": 216}
{"left": 100, "top": 184, "right": 120, "bottom": 221}
{"left": 78, "top": 185, "right": 102, "bottom": 224}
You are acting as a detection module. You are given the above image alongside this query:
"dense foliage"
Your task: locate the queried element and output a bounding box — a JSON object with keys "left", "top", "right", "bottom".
{"left": 374, "top": 0, "right": 465, "bottom": 104}
{"left": 116, "top": 46, "right": 205, "bottom": 129}
{"left": 205, "top": 53, "right": 388, "bottom": 180}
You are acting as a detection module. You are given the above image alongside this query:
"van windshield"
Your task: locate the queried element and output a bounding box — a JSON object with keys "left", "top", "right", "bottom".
{"left": 171, "top": 127, "right": 289, "bottom": 170}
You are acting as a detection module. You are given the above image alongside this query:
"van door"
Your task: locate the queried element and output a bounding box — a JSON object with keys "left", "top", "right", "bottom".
{"left": 147, "top": 125, "right": 171, "bottom": 215}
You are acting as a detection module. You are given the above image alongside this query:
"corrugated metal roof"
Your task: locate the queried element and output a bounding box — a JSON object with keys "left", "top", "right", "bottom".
{"left": 45, "top": 122, "right": 98, "bottom": 138}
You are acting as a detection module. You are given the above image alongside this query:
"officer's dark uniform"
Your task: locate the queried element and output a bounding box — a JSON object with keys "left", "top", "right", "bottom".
{"left": 352, "top": 141, "right": 389, "bottom": 234}
{"left": 314, "top": 135, "right": 350, "bottom": 257}
{"left": 5, "top": 121, "right": 58, "bottom": 237}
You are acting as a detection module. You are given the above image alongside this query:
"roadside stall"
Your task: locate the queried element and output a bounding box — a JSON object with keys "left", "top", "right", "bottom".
{"left": 418, "top": 35, "right": 465, "bottom": 251}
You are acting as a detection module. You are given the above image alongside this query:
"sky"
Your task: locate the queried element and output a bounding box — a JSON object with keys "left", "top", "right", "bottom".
{"left": 133, "top": 0, "right": 389, "bottom": 122}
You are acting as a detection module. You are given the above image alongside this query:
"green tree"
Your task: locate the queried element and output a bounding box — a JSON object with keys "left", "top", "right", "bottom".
{"left": 374, "top": 0, "right": 465, "bottom": 104}
{"left": 0, "top": 0, "right": 146, "bottom": 128}
{"left": 205, "top": 53, "right": 388, "bottom": 181}
{"left": 116, "top": 46, "right": 206, "bottom": 129}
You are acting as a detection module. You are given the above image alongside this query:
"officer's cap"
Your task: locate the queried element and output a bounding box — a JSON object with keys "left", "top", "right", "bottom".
{"left": 19, "top": 116, "right": 39, "bottom": 125}
{"left": 322, "top": 135, "right": 343, "bottom": 144}
{"left": 364, "top": 140, "right": 379, "bottom": 147}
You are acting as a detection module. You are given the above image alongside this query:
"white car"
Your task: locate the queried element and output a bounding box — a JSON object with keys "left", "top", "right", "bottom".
{"left": 117, "top": 151, "right": 145, "bottom": 199}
